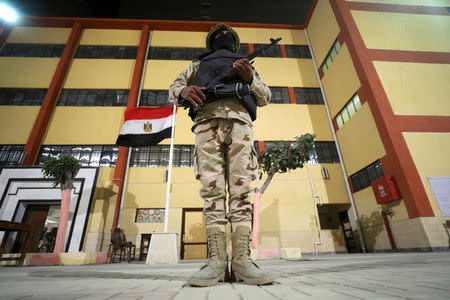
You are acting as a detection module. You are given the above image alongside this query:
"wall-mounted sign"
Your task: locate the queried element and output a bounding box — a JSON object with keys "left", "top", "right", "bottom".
{"left": 135, "top": 209, "right": 165, "bottom": 223}
{"left": 371, "top": 175, "right": 400, "bottom": 204}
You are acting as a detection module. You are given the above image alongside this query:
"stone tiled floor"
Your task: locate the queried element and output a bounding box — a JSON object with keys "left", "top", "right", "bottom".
{"left": 0, "top": 252, "right": 449, "bottom": 299}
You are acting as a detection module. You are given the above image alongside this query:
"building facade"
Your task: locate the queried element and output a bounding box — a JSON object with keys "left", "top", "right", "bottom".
{"left": 0, "top": 0, "right": 448, "bottom": 259}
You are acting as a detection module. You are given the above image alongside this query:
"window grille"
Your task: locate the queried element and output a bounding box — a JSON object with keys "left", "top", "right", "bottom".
{"left": 130, "top": 145, "right": 194, "bottom": 167}
{"left": 293, "top": 88, "right": 324, "bottom": 104}
{"left": 0, "top": 43, "right": 64, "bottom": 57}
{"left": 0, "top": 145, "right": 25, "bottom": 166}
{"left": 264, "top": 141, "right": 339, "bottom": 164}
{"left": 253, "top": 44, "right": 282, "bottom": 58}
{"left": 0, "top": 88, "right": 47, "bottom": 106}
{"left": 351, "top": 160, "right": 384, "bottom": 193}
{"left": 336, "top": 94, "right": 362, "bottom": 129}
{"left": 285, "top": 45, "right": 312, "bottom": 58}
{"left": 36, "top": 145, "right": 119, "bottom": 167}
{"left": 57, "top": 89, "right": 129, "bottom": 106}
{"left": 139, "top": 90, "right": 170, "bottom": 106}
{"left": 269, "top": 87, "right": 290, "bottom": 104}
{"left": 74, "top": 45, "right": 138, "bottom": 59}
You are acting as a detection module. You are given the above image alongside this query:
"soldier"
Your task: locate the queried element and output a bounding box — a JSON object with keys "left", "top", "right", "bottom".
{"left": 169, "top": 23, "right": 276, "bottom": 287}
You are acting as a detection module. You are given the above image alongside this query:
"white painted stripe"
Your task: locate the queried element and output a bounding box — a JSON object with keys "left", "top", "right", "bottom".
{"left": 119, "top": 114, "right": 174, "bottom": 135}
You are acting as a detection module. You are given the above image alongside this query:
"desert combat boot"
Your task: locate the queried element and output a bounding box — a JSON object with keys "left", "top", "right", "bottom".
{"left": 187, "top": 227, "right": 229, "bottom": 287}
{"left": 231, "top": 226, "right": 277, "bottom": 285}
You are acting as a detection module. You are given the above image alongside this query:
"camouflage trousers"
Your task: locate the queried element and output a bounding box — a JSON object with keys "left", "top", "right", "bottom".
{"left": 193, "top": 118, "right": 258, "bottom": 232}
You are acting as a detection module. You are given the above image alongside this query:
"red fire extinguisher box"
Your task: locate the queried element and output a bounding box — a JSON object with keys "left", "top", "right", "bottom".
{"left": 371, "top": 175, "right": 401, "bottom": 204}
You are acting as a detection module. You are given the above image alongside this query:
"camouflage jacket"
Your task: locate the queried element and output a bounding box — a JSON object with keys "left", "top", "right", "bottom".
{"left": 168, "top": 60, "right": 271, "bottom": 128}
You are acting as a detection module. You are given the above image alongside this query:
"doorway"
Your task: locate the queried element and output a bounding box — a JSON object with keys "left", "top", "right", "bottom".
{"left": 181, "top": 208, "right": 207, "bottom": 259}
{"left": 338, "top": 211, "right": 359, "bottom": 253}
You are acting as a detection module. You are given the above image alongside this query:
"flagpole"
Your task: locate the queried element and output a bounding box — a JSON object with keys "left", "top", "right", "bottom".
{"left": 164, "top": 104, "right": 177, "bottom": 233}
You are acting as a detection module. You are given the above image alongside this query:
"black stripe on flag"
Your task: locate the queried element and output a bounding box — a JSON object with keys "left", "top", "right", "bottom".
{"left": 116, "top": 127, "right": 172, "bottom": 147}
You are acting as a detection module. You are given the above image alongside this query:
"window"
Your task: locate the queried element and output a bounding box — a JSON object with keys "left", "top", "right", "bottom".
{"left": 336, "top": 94, "right": 362, "bottom": 129}
{"left": 57, "top": 89, "right": 129, "bottom": 106}
{"left": 0, "top": 145, "right": 25, "bottom": 166}
{"left": 0, "top": 88, "right": 47, "bottom": 106}
{"left": 35, "top": 145, "right": 119, "bottom": 167}
{"left": 139, "top": 90, "right": 170, "bottom": 106}
{"left": 0, "top": 43, "right": 65, "bottom": 57}
{"left": 351, "top": 160, "right": 384, "bottom": 193}
{"left": 321, "top": 40, "right": 341, "bottom": 76}
{"left": 147, "top": 47, "right": 205, "bottom": 60}
{"left": 253, "top": 44, "right": 282, "bottom": 58}
{"left": 74, "top": 46, "right": 138, "bottom": 59}
{"left": 293, "top": 88, "right": 324, "bottom": 104}
{"left": 130, "top": 145, "right": 195, "bottom": 167}
{"left": 285, "top": 45, "right": 311, "bottom": 58}
{"left": 264, "top": 141, "right": 339, "bottom": 164}
{"left": 269, "top": 87, "right": 290, "bottom": 104}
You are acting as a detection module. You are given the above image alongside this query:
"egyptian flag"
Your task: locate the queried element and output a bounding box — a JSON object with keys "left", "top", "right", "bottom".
{"left": 116, "top": 106, "right": 177, "bottom": 146}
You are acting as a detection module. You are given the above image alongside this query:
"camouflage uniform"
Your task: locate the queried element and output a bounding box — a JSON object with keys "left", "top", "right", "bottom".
{"left": 169, "top": 33, "right": 271, "bottom": 233}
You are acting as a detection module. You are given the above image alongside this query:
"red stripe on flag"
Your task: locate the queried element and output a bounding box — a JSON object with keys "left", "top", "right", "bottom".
{"left": 124, "top": 106, "right": 178, "bottom": 121}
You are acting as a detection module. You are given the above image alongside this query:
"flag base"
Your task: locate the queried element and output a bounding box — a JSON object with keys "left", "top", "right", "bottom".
{"left": 145, "top": 232, "right": 179, "bottom": 264}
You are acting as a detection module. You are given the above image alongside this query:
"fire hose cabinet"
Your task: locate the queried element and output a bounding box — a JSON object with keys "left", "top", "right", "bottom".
{"left": 371, "top": 175, "right": 401, "bottom": 204}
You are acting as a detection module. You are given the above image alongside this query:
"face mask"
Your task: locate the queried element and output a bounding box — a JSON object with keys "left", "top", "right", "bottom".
{"left": 212, "top": 33, "right": 235, "bottom": 51}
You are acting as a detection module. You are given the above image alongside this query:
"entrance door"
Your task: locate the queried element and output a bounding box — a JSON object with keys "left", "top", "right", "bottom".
{"left": 181, "top": 208, "right": 207, "bottom": 259}
{"left": 22, "top": 205, "right": 49, "bottom": 253}
{"left": 338, "top": 211, "right": 359, "bottom": 253}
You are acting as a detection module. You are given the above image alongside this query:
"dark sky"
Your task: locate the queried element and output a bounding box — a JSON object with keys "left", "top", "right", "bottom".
{"left": 4, "top": 0, "right": 313, "bottom": 25}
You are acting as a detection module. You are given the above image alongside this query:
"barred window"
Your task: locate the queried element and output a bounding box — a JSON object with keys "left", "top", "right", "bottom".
{"left": 264, "top": 141, "right": 339, "bottom": 164}
{"left": 139, "top": 90, "right": 170, "bottom": 106}
{"left": 309, "top": 142, "right": 340, "bottom": 164}
{"left": 0, "top": 43, "right": 64, "bottom": 57}
{"left": 293, "top": 88, "right": 324, "bottom": 104}
{"left": 351, "top": 160, "right": 384, "bottom": 193}
{"left": 253, "top": 44, "right": 282, "bottom": 58}
{"left": 0, "top": 88, "right": 47, "bottom": 105}
{"left": 57, "top": 89, "right": 129, "bottom": 106}
{"left": 130, "top": 145, "right": 194, "bottom": 167}
{"left": 74, "top": 46, "right": 138, "bottom": 59}
{"left": 0, "top": 145, "right": 25, "bottom": 166}
{"left": 148, "top": 47, "right": 205, "bottom": 60}
{"left": 269, "top": 87, "right": 290, "bottom": 104}
{"left": 236, "top": 44, "right": 249, "bottom": 57}
{"left": 36, "top": 145, "right": 119, "bottom": 167}
{"left": 285, "top": 45, "right": 312, "bottom": 59}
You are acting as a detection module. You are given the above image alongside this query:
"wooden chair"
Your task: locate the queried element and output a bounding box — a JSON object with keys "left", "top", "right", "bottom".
{"left": 107, "top": 228, "right": 136, "bottom": 263}
{"left": 108, "top": 228, "right": 125, "bottom": 263}
{"left": 119, "top": 229, "right": 136, "bottom": 263}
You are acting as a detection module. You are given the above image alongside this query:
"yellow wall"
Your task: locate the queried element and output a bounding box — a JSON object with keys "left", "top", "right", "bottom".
{"left": 374, "top": 61, "right": 450, "bottom": 116}
{"left": 43, "top": 107, "right": 125, "bottom": 144}
{"left": 0, "top": 57, "right": 58, "bottom": 88}
{"left": 6, "top": 27, "right": 71, "bottom": 44}
{"left": 79, "top": 29, "right": 141, "bottom": 46}
{"left": 322, "top": 44, "right": 361, "bottom": 117}
{"left": 336, "top": 102, "right": 386, "bottom": 175}
{"left": 150, "top": 28, "right": 306, "bottom": 48}
{"left": 403, "top": 132, "right": 450, "bottom": 217}
{"left": 0, "top": 106, "right": 39, "bottom": 144}
{"left": 143, "top": 60, "right": 191, "bottom": 90}
{"left": 254, "top": 104, "right": 333, "bottom": 141}
{"left": 346, "top": 0, "right": 450, "bottom": 7}
{"left": 351, "top": 11, "right": 450, "bottom": 52}
{"left": 307, "top": 0, "right": 340, "bottom": 66}
{"left": 63, "top": 59, "right": 135, "bottom": 89}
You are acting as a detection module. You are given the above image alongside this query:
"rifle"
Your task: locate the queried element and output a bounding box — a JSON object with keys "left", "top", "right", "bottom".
{"left": 180, "top": 37, "right": 282, "bottom": 111}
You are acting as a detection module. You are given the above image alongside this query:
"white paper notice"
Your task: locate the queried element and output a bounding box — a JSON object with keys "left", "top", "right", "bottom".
{"left": 428, "top": 177, "right": 450, "bottom": 217}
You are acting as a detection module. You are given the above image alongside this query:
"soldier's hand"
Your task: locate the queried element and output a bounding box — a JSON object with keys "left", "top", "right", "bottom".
{"left": 180, "top": 85, "right": 206, "bottom": 108}
{"left": 233, "top": 58, "right": 253, "bottom": 84}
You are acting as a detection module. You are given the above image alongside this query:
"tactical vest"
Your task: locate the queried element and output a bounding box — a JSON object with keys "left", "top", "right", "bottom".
{"left": 190, "top": 49, "right": 257, "bottom": 121}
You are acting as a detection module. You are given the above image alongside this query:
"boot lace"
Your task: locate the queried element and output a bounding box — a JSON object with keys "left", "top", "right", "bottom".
{"left": 207, "top": 232, "right": 220, "bottom": 264}
{"left": 238, "top": 232, "right": 252, "bottom": 261}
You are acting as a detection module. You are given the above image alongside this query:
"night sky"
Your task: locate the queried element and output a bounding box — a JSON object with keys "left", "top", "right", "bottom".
{"left": 3, "top": 0, "right": 313, "bottom": 25}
